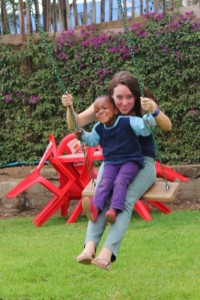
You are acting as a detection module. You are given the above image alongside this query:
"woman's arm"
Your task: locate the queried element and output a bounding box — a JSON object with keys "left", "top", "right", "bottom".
{"left": 140, "top": 97, "right": 172, "bottom": 131}
{"left": 62, "top": 93, "right": 95, "bottom": 129}
{"left": 153, "top": 110, "right": 172, "bottom": 131}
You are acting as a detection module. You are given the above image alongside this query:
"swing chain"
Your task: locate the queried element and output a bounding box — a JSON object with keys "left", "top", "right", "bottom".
{"left": 117, "top": 0, "right": 144, "bottom": 97}
{"left": 27, "top": 0, "right": 79, "bottom": 131}
{"left": 151, "top": 129, "right": 170, "bottom": 189}
{"left": 27, "top": 0, "right": 96, "bottom": 186}
{"left": 28, "top": 0, "right": 66, "bottom": 95}
{"left": 117, "top": 0, "right": 169, "bottom": 190}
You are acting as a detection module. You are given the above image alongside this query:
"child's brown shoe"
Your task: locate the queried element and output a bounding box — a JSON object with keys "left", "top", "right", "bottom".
{"left": 82, "top": 197, "right": 98, "bottom": 222}
{"left": 105, "top": 209, "right": 117, "bottom": 224}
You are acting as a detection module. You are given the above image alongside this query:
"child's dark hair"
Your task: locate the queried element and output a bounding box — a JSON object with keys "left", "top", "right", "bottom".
{"left": 94, "top": 95, "right": 116, "bottom": 107}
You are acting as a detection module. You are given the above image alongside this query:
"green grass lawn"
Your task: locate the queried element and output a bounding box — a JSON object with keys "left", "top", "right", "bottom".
{"left": 0, "top": 210, "right": 200, "bottom": 300}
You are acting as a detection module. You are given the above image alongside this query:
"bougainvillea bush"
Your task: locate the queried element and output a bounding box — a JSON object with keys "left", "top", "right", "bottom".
{"left": 0, "top": 12, "right": 199, "bottom": 167}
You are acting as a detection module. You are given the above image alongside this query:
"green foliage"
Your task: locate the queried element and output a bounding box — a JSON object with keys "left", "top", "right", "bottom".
{"left": 0, "top": 12, "right": 200, "bottom": 167}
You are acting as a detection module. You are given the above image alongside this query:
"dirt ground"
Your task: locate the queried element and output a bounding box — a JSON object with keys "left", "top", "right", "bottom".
{"left": 1, "top": 198, "right": 199, "bottom": 220}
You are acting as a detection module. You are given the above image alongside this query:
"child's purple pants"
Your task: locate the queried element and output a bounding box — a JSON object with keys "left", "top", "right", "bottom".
{"left": 93, "top": 161, "right": 140, "bottom": 211}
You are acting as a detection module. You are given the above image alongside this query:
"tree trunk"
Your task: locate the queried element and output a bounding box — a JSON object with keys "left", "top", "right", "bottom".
{"left": 145, "top": 0, "right": 149, "bottom": 13}
{"left": 11, "top": 0, "right": 17, "bottom": 34}
{"left": 18, "top": 0, "right": 25, "bottom": 35}
{"left": 109, "top": 0, "right": 112, "bottom": 21}
{"left": 101, "top": 0, "right": 105, "bottom": 23}
{"left": 33, "top": 0, "right": 41, "bottom": 27}
{"left": 154, "top": 0, "right": 159, "bottom": 13}
{"left": 26, "top": 0, "right": 32, "bottom": 34}
{"left": 132, "top": 0, "right": 135, "bottom": 17}
{"left": 47, "top": 0, "right": 51, "bottom": 32}
{"left": 73, "top": 0, "right": 79, "bottom": 27}
{"left": 92, "top": 0, "right": 96, "bottom": 24}
{"left": 58, "top": 0, "right": 63, "bottom": 30}
{"left": 123, "top": 0, "right": 127, "bottom": 18}
{"left": 52, "top": 0, "right": 58, "bottom": 32}
{"left": 83, "top": 0, "right": 87, "bottom": 24}
{"left": 66, "top": 0, "right": 71, "bottom": 30}
{"left": 61, "top": 0, "right": 68, "bottom": 30}
{"left": 42, "top": 0, "right": 48, "bottom": 31}
{"left": 59, "top": 0, "right": 67, "bottom": 31}
{"left": 1, "top": 0, "right": 10, "bottom": 34}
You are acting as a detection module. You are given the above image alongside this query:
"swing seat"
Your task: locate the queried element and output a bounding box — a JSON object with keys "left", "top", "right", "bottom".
{"left": 81, "top": 179, "right": 180, "bottom": 203}
{"left": 141, "top": 180, "right": 180, "bottom": 202}
{"left": 79, "top": 179, "right": 180, "bottom": 222}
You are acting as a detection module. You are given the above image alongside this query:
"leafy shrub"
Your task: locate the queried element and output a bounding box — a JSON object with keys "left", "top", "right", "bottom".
{"left": 0, "top": 12, "right": 199, "bottom": 167}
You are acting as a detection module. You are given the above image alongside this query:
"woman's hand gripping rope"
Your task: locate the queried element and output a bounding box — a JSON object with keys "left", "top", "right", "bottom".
{"left": 140, "top": 97, "right": 158, "bottom": 114}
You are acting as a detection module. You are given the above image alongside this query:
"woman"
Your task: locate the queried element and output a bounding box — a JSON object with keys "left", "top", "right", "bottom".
{"left": 62, "top": 71, "right": 172, "bottom": 270}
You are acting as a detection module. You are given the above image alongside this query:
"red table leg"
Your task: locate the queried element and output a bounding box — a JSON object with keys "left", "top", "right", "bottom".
{"left": 134, "top": 200, "right": 153, "bottom": 221}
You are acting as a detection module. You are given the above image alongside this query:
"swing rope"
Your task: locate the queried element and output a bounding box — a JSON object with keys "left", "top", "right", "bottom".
{"left": 28, "top": 0, "right": 96, "bottom": 186}
{"left": 117, "top": 0, "right": 169, "bottom": 189}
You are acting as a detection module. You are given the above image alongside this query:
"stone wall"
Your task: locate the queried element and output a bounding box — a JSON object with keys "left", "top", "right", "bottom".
{"left": 0, "top": 166, "right": 59, "bottom": 217}
{"left": 0, "top": 164, "right": 199, "bottom": 218}
{"left": 169, "top": 164, "right": 200, "bottom": 211}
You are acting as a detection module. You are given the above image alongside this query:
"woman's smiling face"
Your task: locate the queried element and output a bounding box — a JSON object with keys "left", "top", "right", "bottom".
{"left": 112, "top": 84, "right": 136, "bottom": 115}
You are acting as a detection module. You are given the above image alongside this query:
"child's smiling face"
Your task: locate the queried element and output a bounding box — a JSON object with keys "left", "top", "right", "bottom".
{"left": 94, "top": 96, "right": 119, "bottom": 127}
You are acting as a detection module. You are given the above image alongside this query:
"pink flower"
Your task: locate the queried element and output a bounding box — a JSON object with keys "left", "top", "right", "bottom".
{"left": 29, "top": 95, "right": 39, "bottom": 105}
{"left": 4, "top": 94, "right": 12, "bottom": 103}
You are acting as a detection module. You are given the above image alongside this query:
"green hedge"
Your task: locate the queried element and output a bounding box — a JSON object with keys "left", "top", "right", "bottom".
{"left": 0, "top": 12, "right": 199, "bottom": 167}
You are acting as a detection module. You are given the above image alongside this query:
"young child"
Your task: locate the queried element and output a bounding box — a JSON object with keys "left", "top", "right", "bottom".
{"left": 75, "top": 95, "right": 156, "bottom": 224}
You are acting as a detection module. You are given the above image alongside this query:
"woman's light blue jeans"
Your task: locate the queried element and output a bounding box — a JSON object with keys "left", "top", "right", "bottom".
{"left": 85, "top": 156, "right": 156, "bottom": 262}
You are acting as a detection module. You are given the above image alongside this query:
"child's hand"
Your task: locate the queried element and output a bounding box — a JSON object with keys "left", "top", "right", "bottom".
{"left": 74, "top": 130, "right": 82, "bottom": 140}
{"left": 62, "top": 92, "right": 73, "bottom": 108}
